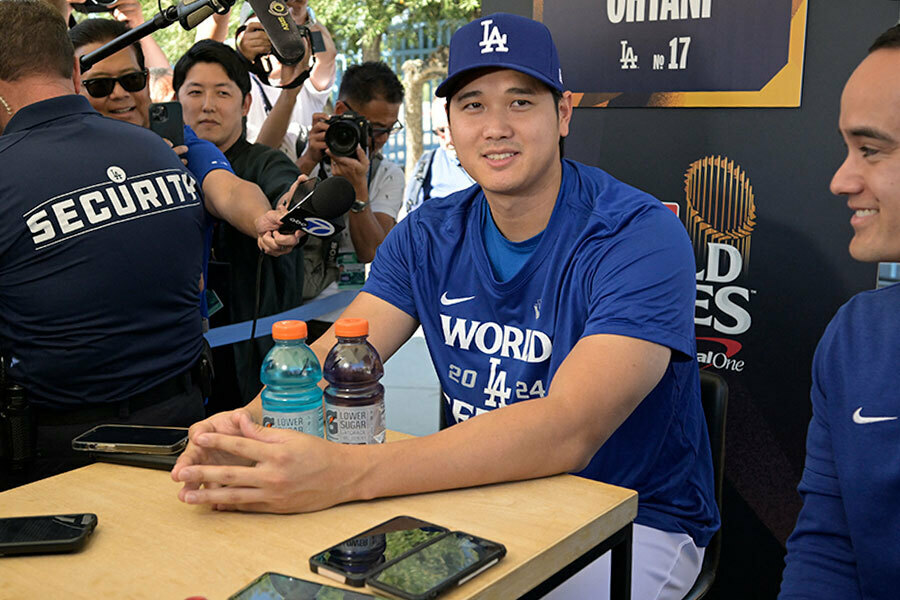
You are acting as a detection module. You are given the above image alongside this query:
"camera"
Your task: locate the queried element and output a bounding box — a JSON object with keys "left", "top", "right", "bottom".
{"left": 325, "top": 111, "right": 372, "bottom": 158}
{"left": 72, "top": 0, "right": 118, "bottom": 14}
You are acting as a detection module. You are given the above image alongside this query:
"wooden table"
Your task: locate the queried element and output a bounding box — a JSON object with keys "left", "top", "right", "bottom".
{"left": 0, "top": 444, "right": 637, "bottom": 599}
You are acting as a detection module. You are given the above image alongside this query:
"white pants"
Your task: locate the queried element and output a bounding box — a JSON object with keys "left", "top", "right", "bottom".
{"left": 543, "top": 523, "right": 705, "bottom": 600}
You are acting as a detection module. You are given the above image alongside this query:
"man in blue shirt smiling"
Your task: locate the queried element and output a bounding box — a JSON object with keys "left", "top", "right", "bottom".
{"left": 174, "top": 14, "right": 718, "bottom": 598}
{"left": 779, "top": 25, "right": 900, "bottom": 600}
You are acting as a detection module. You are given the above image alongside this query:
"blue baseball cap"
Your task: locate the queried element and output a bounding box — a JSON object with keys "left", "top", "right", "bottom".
{"left": 435, "top": 13, "right": 564, "bottom": 98}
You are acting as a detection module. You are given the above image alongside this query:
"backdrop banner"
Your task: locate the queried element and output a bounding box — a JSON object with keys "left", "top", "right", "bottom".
{"left": 483, "top": 1, "right": 893, "bottom": 597}
{"left": 538, "top": 0, "right": 807, "bottom": 107}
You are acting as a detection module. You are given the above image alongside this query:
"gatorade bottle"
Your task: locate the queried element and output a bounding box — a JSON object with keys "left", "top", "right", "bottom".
{"left": 260, "top": 320, "right": 324, "bottom": 437}
{"left": 323, "top": 318, "right": 385, "bottom": 444}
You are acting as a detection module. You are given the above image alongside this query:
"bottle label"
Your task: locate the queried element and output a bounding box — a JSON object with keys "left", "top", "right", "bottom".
{"left": 262, "top": 406, "right": 324, "bottom": 438}
{"left": 324, "top": 401, "right": 385, "bottom": 444}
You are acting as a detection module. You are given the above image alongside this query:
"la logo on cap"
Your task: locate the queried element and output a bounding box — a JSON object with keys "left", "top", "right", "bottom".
{"left": 479, "top": 19, "right": 509, "bottom": 54}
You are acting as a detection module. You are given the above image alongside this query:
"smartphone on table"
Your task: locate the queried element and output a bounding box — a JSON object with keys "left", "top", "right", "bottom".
{"left": 365, "top": 531, "right": 506, "bottom": 600}
{"left": 71, "top": 424, "right": 188, "bottom": 455}
{"left": 148, "top": 101, "right": 184, "bottom": 146}
{"left": 309, "top": 516, "right": 449, "bottom": 587}
{"left": 0, "top": 513, "right": 98, "bottom": 556}
{"left": 229, "top": 572, "right": 384, "bottom": 600}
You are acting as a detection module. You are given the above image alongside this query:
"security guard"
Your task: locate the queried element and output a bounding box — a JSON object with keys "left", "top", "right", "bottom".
{"left": 0, "top": 0, "right": 204, "bottom": 488}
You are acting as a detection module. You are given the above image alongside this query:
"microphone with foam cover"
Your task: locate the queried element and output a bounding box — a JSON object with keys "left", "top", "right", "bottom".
{"left": 245, "top": 0, "right": 307, "bottom": 65}
{"left": 176, "top": 0, "right": 232, "bottom": 31}
{"left": 279, "top": 176, "right": 355, "bottom": 237}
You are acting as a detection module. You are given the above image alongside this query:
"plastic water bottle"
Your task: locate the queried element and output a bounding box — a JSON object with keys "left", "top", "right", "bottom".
{"left": 323, "top": 318, "right": 385, "bottom": 444}
{"left": 260, "top": 320, "right": 324, "bottom": 437}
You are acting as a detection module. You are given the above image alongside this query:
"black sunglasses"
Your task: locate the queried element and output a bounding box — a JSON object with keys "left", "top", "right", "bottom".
{"left": 82, "top": 70, "right": 149, "bottom": 98}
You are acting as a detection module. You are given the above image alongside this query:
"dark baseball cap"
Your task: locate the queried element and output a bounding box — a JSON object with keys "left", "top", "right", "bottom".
{"left": 435, "top": 13, "right": 564, "bottom": 98}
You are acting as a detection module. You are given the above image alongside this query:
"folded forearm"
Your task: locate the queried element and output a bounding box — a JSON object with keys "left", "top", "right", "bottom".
{"left": 348, "top": 397, "right": 601, "bottom": 503}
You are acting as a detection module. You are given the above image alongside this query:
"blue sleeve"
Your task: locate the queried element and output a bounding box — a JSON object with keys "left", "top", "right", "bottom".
{"left": 183, "top": 125, "right": 233, "bottom": 184}
{"left": 361, "top": 215, "right": 418, "bottom": 320}
{"left": 582, "top": 203, "right": 697, "bottom": 358}
{"left": 779, "top": 325, "right": 862, "bottom": 600}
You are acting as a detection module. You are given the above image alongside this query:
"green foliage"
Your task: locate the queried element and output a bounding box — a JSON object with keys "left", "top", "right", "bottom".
{"left": 137, "top": 0, "right": 204, "bottom": 62}
{"left": 308, "top": 0, "right": 479, "bottom": 56}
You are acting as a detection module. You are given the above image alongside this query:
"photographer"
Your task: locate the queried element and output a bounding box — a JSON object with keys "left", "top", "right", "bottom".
{"left": 236, "top": 0, "right": 337, "bottom": 161}
{"left": 297, "top": 62, "right": 404, "bottom": 327}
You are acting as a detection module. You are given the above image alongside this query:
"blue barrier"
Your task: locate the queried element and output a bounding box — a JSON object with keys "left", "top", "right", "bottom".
{"left": 203, "top": 290, "right": 359, "bottom": 348}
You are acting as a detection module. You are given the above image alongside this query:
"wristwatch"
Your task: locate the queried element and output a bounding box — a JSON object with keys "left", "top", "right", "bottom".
{"left": 350, "top": 199, "right": 370, "bottom": 213}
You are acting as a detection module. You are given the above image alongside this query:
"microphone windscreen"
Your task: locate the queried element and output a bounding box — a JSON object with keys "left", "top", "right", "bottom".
{"left": 245, "top": 0, "right": 306, "bottom": 65}
{"left": 309, "top": 176, "right": 356, "bottom": 219}
{"left": 179, "top": 2, "right": 217, "bottom": 30}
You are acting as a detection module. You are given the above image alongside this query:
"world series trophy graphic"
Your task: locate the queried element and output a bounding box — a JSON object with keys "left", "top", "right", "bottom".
{"left": 684, "top": 155, "right": 757, "bottom": 274}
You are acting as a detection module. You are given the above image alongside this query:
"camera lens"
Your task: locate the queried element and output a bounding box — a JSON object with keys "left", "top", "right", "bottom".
{"left": 151, "top": 105, "right": 167, "bottom": 120}
{"left": 325, "top": 122, "right": 360, "bottom": 157}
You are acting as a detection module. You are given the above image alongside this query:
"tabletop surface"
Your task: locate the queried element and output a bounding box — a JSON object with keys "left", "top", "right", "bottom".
{"left": 0, "top": 437, "right": 637, "bottom": 599}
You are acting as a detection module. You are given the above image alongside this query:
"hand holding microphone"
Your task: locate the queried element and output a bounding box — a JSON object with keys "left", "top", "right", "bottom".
{"left": 244, "top": 0, "right": 307, "bottom": 65}
{"left": 278, "top": 176, "right": 356, "bottom": 237}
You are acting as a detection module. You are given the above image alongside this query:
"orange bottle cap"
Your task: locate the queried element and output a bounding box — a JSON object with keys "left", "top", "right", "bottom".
{"left": 271, "top": 320, "right": 307, "bottom": 340}
{"left": 334, "top": 318, "right": 369, "bottom": 337}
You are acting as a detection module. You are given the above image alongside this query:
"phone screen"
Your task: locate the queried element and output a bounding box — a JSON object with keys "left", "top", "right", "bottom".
{"left": 74, "top": 425, "right": 188, "bottom": 446}
{"left": 368, "top": 532, "right": 504, "bottom": 597}
{"left": 229, "top": 572, "right": 378, "bottom": 600}
{"left": 311, "top": 517, "right": 448, "bottom": 583}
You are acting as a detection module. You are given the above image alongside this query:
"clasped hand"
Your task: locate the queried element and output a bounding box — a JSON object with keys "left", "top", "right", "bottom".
{"left": 171, "top": 410, "right": 357, "bottom": 513}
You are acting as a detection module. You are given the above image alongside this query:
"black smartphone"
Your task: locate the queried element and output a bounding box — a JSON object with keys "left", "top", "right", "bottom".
{"left": 310, "top": 516, "right": 449, "bottom": 587}
{"left": 149, "top": 101, "right": 184, "bottom": 147}
{"left": 365, "top": 531, "right": 506, "bottom": 600}
{"left": 229, "top": 572, "right": 383, "bottom": 600}
{"left": 88, "top": 451, "right": 178, "bottom": 471}
{"left": 71, "top": 424, "right": 188, "bottom": 455}
{"left": 0, "top": 514, "right": 98, "bottom": 557}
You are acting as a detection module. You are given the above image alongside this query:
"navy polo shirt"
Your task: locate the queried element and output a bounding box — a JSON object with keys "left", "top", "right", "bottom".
{"left": 0, "top": 95, "right": 206, "bottom": 407}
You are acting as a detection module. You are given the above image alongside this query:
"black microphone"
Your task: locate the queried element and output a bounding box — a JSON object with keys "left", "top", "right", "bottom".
{"left": 279, "top": 176, "right": 355, "bottom": 237}
{"left": 245, "top": 0, "right": 306, "bottom": 65}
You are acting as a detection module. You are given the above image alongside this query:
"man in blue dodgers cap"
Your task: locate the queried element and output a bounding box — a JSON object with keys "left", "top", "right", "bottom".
{"left": 173, "top": 13, "right": 719, "bottom": 598}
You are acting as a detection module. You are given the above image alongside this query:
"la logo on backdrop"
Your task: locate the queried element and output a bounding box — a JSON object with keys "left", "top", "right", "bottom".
{"left": 681, "top": 155, "right": 757, "bottom": 373}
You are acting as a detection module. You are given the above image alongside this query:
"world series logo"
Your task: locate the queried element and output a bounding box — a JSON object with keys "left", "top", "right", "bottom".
{"left": 684, "top": 155, "right": 756, "bottom": 372}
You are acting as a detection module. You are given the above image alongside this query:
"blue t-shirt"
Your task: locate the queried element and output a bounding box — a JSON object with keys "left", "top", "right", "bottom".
{"left": 481, "top": 198, "right": 542, "bottom": 281}
{"left": 182, "top": 125, "right": 233, "bottom": 319}
{"left": 0, "top": 95, "right": 205, "bottom": 407}
{"left": 364, "top": 159, "right": 719, "bottom": 546}
{"left": 780, "top": 283, "right": 900, "bottom": 600}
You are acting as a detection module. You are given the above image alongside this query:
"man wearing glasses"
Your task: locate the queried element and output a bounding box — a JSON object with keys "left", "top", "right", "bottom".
{"left": 296, "top": 61, "right": 405, "bottom": 330}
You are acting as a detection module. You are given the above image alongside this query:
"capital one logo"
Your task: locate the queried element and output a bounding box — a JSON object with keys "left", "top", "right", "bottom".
{"left": 685, "top": 156, "right": 756, "bottom": 337}
{"left": 479, "top": 19, "right": 509, "bottom": 54}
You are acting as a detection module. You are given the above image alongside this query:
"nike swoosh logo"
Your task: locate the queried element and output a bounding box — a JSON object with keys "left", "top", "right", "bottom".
{"left": 440, "top": 292, "right": 476, "bottom": 306}
{"left": 852, "top": 407, "right": 898, "bottom": 424}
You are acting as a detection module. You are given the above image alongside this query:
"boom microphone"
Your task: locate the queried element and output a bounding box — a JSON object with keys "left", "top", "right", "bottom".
{"left": 279, "top": 176, "right": 356, "bottom": 237}
{"left": 176, "top": 0, "right": 232, "bottom": 30}
{"left": 245, "top": 0, "right": 307, "bottom": 65}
